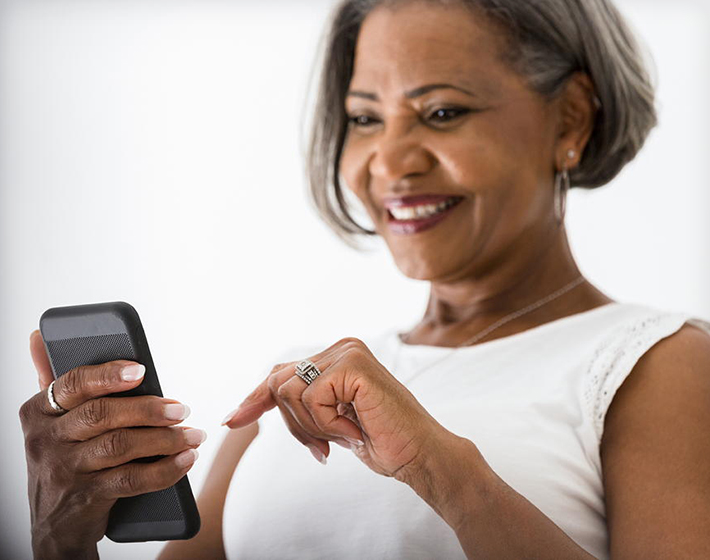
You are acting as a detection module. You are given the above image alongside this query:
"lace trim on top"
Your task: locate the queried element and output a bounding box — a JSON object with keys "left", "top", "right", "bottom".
{"left": 584, "top": 311, "right": 710, "bottom": 443}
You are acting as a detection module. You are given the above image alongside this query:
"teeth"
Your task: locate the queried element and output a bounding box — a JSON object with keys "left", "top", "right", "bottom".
{"left": 389, "top": 197, "right": 458, "bottom": 221}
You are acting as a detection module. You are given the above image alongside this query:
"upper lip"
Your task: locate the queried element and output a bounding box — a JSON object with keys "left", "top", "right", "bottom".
{"left": 382, "top": 194, "right": 464, "bottom": 209}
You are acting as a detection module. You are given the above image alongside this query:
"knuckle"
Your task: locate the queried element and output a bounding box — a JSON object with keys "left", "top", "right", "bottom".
{"left": 267, "top": 373, "right": 282, "bottom": 395}
{"left": 63, "top": 367, "right": 86, "bottom": 397}
{"left": 276, "top": 383, "right": 292, "bottom": 400}
{"left": 270, "top": 362, "right": 289, "bottom": 374}
{"left": 94, "top": 364, "right": 116, "bottom": 391}
{"left": 113, "top": 465, "right": 141, "bottom": 496}
{"left": 339, "top": 336, "right": 364, "bottom": 348}
{"left": 100, "top": 429, "right": 129, "bottom": 459}
{"left": 301, "top": 390, "right": 315, "bottom": 406}
{"left": 342, "top": 343, "right": 368, "bottom": 363}
{"left": 79, "top": 398, "right": 110, "bottom": 428}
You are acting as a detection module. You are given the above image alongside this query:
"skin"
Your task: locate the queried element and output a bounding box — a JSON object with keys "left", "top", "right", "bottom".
{"left": 340, "top": 1, "right": 613, "bottom": 345}
{"left": 23, "top": 332, "right": 205, "bottom": 559}
{"left": 22, "top": 2, "right": 710, "bottom": 559}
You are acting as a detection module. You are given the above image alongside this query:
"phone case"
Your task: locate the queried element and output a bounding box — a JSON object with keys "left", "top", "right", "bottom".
{"left": 39, "top": 301, "right": 201, "bottom": 542}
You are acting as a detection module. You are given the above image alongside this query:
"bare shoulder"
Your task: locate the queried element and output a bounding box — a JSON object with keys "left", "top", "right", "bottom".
{"left": 601, "top": 323, "right": 710, "bottom": 559}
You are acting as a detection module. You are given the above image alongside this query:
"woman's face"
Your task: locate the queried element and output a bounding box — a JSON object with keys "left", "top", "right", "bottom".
{"left": 340, "top": 2, "right": 565, "bottom": 282}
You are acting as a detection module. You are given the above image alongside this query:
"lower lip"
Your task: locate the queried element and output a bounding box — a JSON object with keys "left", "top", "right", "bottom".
{"left": 386, "top": 199, "right": 464, "bottom": 235}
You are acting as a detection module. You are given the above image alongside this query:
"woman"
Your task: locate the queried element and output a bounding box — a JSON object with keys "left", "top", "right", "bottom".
{"left": 21, "top": 0, "right": 710, "bottom": 558}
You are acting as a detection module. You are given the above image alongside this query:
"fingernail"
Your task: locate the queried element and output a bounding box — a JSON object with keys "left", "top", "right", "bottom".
{"left": 221, "top": 401, "right": 254, "bottom": 426}
{"left": 175, "top": 448, "right": 198, "bottom": 468}
{"left": 165, "top": 403, "right": 190, "bottom": 421}
{"left": 121, "top": 364, "right": 146, "bottom": 381}
{"left": 307, "top": 444, "right": 327, "bottom": 465}
{"left": 221, "top": 408, "right": 238, "bottom": 426}
{"left": 184, "top": 428, "right": 207, "bottom": 446}
{"left": 344, "top": 436, "right": 364, "bottom": 447}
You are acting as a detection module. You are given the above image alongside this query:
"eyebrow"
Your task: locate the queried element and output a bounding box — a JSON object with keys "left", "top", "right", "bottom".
{"left": 346, "top": 83, "right": 477, "bottom": 101}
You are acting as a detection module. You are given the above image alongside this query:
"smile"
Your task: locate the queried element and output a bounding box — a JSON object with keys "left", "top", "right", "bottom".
{"left": 386, "top": 196, "right": 465, "bottom": 235}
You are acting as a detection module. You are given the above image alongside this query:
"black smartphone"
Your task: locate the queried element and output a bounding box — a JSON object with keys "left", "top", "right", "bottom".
{"left": 39, "top": 301, "right": 201, "bottom": 542}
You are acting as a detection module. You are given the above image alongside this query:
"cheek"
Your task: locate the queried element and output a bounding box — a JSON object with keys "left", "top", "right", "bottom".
{"left": 437, "top": 110, "right": 551, "bottom": 205}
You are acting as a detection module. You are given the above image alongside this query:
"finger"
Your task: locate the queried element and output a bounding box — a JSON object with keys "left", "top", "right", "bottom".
{"left": 30, "top": 329, "right": 54, "bottom": 391}
{"left": 76, "top": 426, "right": 207, "bottom": 472}
{"left": 275, "top": 405, "right": 331, "bottom": 463}
{"left": 222, "top": 361, "right": 299, "bottom": 428}
{"left": 277, "top": 375, "right": 341, "bottom": 455}
{"left": 45, "top": 359, "right": 147, "bottom": 414}
{"left": 274, "top": 356, "right": 365, "bottom": 448}
{"left": 223, "top": 341, "right": 349, "bottom": 428}
{"left": 55, "top": 396, "right": 191, "bottom": 441}
{"left": 98, "top": 448, "right": 200, "bottom": 499}
{"left": 223, "top": 347, "right": 342, "bottom": 428}
{"left": 302, "top": 372, "right": 365, "bottom": 445}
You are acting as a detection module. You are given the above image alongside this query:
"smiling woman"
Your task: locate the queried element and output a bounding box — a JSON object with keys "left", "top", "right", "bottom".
{"left": 309, "top": 0, "right": 656, "bottom": 250}
{"left": 19, "top": 0, "right": 710, "bottom": 559}
{"left": 198, "top": 1, "right": 710, "bottom": 559}
{"left": 169, "top": 1, "right": 710, "bottom": 559}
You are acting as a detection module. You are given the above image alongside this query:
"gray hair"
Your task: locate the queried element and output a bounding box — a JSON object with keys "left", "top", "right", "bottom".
{"left": 304, "top": 0, "right": 658, "bottom": 248}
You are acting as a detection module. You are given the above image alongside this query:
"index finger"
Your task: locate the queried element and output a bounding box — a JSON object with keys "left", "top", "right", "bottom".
{"left": 41, "top": 360, "right": 147, "bottom": 414}
{"left": 223, "top": 340, "right": 354, "bottom": 428}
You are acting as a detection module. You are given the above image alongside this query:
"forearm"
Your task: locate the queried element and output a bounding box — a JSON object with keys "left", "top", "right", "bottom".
{"left": 32, "top": 534, "right": 99, "bottom": 560}
{"left": 398, "top": 431, "right": 597, "bottom": 560}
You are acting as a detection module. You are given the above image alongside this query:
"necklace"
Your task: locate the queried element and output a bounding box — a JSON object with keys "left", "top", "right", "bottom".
{"left": 392, "top": 275, "right": 586, "bottom": 386}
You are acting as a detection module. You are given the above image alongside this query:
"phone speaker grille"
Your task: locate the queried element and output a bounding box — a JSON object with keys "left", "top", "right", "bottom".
{"left": 46, "top": 333, "right": 185, "bottom": 524}
{"left": 46, "top": 333, "right": 135, "bottom": 375}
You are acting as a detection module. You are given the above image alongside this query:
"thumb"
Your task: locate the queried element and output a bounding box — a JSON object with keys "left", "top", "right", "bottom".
{"left": 30, "top": 329, "right": 54, "bottom": 391}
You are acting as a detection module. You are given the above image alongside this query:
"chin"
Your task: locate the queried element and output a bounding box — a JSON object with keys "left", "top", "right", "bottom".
{"left": 390, "top": 254, "right": 445, "bottom": 282}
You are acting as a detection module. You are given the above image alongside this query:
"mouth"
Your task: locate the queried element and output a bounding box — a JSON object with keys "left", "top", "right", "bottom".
{"left": 385, "top": 195, "right": 465, "bottom": 235}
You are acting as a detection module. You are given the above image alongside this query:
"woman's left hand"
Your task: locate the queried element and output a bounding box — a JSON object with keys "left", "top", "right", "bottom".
{"left": 222, "top": 337, "right": 452, "bottom": 481}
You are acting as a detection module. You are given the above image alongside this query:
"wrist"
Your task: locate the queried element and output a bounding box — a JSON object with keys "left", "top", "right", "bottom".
{"left": 394, "top": 426, "right": 494, "bottom": 530}
{"left": 32, "top": 531, "right": 100, "bottom": 560}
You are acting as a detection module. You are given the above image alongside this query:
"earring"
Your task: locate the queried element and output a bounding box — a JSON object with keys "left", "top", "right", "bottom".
{"left": 553, "top": 149, "right": 575, "bottom": 223}
{"left": 554, "top": 164, "right": 570, "bottom": 223}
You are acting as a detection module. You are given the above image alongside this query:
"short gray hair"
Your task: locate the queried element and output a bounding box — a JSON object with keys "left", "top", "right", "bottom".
{"left": 304, "top": 0, "right": 658, "bottom": 248}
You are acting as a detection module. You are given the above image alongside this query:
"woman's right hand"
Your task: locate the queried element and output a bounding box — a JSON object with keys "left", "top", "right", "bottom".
{"left": 21, "top": 330, "right": 205, "bottom": 559}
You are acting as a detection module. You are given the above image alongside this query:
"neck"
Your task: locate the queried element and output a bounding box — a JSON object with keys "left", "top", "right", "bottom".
{"left": 405, "top": 225, "right": 612, "bottom": 346}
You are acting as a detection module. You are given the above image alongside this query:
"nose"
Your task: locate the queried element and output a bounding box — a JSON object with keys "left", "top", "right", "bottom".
{"left": 368, "top": 120, "right": 434, "bottom": 182}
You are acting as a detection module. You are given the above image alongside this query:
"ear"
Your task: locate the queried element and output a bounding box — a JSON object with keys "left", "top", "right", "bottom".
{"left": 555, "top": 71, "right": 599, "bottom": 171}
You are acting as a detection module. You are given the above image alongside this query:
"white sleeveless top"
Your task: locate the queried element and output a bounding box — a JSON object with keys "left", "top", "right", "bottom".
{"left": 222, "top": 302, "right": 710, "bottom": 559}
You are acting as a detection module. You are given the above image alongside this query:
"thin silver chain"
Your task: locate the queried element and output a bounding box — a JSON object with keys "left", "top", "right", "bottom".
{"left": 393, "top": 275, "right": 586, "bottom": 386}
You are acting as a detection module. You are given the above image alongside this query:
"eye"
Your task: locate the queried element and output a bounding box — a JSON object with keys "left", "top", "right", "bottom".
{"left": 427, "top": 107, "right": 470, "bottom": 123}
{"left": 346, "top": 106, "right": 472, "bottom": 129}
{"left": 347, "top": 114, "right": 379, "bottom": 128}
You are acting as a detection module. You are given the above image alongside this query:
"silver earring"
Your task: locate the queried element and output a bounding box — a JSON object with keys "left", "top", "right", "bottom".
{"left": 554, "top": 164, "right": 570, "bottom": 223}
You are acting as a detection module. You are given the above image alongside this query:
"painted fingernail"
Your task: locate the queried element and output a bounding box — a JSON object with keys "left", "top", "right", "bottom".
{"left": 221, "top": 408, "right": 238, "bottom": 426}
{"left": 121, "top": 364, "right": 145, "bottom": 381}
{"left": 175, "top": 448, "right": 198, "bottom": 468}
{"left": 344, "top": 437, "right": 364, "bottom": 447}
{"left": 307, "top": 444, "right": 327, "bottom": 465}
{"left": 184, "top": 428, "right": 207, "bottom": 446}
{"left": 165, "top": 403, "right": 190, "bottom": 421}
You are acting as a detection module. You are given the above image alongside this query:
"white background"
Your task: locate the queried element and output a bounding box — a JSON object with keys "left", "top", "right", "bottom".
{"left": 1, "top": 0, "right": 708, "bottom": 558}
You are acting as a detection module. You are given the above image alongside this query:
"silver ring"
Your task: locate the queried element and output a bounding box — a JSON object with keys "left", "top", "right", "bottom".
{"left": 294, "top": 360, "right": 322, "bottom": 386}
{"left": 47, "top": 379, "right": 67, "bottom": 413}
